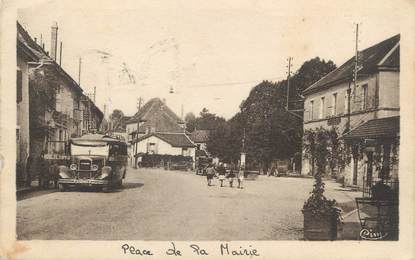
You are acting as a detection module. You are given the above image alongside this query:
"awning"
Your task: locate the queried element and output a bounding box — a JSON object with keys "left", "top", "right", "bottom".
{"left": 342, "top": 116, "right": 399, "bottom": 140}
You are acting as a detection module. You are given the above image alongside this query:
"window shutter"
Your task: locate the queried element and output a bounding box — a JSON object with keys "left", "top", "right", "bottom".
{"left": 16, "top": 70, "right": 23, "bottom": 103}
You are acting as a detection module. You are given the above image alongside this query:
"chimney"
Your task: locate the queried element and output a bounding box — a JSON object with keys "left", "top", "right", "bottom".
{"left": 50, "top": 21, "right": 58, "bottom": 61}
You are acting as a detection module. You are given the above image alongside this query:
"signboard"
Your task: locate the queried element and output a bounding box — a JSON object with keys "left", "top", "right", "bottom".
{"left": 44, "top": 154, "right": 70, "bottom": 160}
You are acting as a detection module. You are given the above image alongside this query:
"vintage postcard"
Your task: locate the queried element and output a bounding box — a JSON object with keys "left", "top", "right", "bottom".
{"left": 1, "top": 0, "right": 415, "bottom": 259}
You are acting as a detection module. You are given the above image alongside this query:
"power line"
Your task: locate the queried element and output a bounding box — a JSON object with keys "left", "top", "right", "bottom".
{"left": 185, "top": 76, "right": 286, "bottom": 89}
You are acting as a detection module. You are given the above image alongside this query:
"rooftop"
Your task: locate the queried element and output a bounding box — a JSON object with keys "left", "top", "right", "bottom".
{"left": 342, "top": 116, "right": 399, "bottom": 140}
{"left": 303, "top": 34, "right": 400, "bottom": 95}
{"left": 189, "top": 130, "right": 210, "bottom": 143}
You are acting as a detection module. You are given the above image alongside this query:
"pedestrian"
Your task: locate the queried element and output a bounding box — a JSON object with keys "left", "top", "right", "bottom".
{"left": 227, "top": 167, "right": 236, "bottom": 188}
{"left": 217, "top": 163, "right": 226, "bottom": 187}
{"left": 205, "top": 163, "right": 215, "bottom": 186}
{"left": 237, "top": 166, "right": 245, "bottom": 189}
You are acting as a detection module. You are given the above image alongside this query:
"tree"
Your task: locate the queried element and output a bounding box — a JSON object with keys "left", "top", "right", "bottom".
{"left": 302, "top": 127, "right": 339, "bottom": 220}
{"left": 184, "top": 112, "right": 196, "bottom": 132}
{"left": 205, "top": 57, "right": 337, "bottom": 173}
{"left": 109, "top": 109, "right": 125, "bottom": 132}
{"left": 110, "top": 109, "right": 124, "bottom": 121}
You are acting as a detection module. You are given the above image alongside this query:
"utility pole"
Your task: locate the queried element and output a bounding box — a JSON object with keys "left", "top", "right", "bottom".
{"left": 78, "top": 57, "right": 82, "bottom": 86}
{"left": 137, "top": 97, "right": 143, "bottom": 111}
{"left": 286, "top": 57, "right": 293, "bottom": 111}
{"left": 59, "top": 41, "right": 63, "bottom": 66}
{"left": 347, "top": 23, "right": 359, "bottom": 132}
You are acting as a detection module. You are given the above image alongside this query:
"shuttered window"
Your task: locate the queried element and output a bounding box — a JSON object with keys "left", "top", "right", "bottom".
{"left": 16, "top": 70, "right": 23, "bottom": 103}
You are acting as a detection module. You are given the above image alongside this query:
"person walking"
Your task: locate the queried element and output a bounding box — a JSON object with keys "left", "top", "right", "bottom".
{"left": 205, "top": 163, "right": 215, "bottom": 186}
{"left": 217, "top": 163, "right": 226, "bottom": 187}
{"left": 227, "top": 167, "right": 236, "bottom": 188}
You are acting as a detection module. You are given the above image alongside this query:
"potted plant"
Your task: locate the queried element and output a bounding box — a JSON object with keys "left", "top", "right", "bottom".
{"left": 302, "top": 128, "right": 341, "bottom": 240}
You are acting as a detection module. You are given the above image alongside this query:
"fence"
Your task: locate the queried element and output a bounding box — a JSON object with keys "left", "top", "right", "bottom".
{"left": 362, "top": 177, "right": 399, "bottom": 198}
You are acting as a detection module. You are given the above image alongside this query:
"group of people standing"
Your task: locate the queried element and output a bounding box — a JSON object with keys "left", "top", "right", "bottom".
{"left": 205, "top": 163, "right": 244, "bottom": 189}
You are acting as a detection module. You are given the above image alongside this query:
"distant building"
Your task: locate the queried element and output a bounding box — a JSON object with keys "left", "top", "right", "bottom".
{"left": 189, "top": 130, "right": 210, "bottom": 152}
{"left": 127, "top": 98, "right": 195, "bottom": 166}
{"left": 126, "top": 98, "right": 185, "bottom": 141}
{"left": 302, "top": 34, "right": 400, "bottom": 190}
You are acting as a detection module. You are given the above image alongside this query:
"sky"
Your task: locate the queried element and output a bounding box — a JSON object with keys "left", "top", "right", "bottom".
{"left": 17, "top": 0, "right": 401, "bottom": 119}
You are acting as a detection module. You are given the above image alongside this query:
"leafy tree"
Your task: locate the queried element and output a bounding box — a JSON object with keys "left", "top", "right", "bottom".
{"left": 204, "top": 57, "right": 336, "bottom": 173}
{"left": 184, "top": 112, "right": 196, "bottom": 132}
{"left": 110, "top": 109, "right": 124, "bottom": 121}
{"left": 302, "top": 127, "right": 339, "bottom": 218}
{"left": 109, "top": 109, "right": 125, "bottom": 132}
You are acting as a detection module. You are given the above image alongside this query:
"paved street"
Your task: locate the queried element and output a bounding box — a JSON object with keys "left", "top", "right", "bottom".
{"left": 17, "top": 167, "right": 358, "bottom": 240}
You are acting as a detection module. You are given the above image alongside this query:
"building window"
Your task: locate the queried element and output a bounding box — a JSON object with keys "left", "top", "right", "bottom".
{"left": 332, "top": 93, "right": 337, "bottom": 116}
{"left": 16, "top": 69, "right": 23, "bottom": 103}
{"left": 319, "top": 96, "right": 325, "bottom": 119}
{"left": 147, "top": 142, "right": 157, "bottom": 154}
{"left": 309, "top": 100, "right": 314, "bottom": 120}
{"left": 182, "top": 147, "right": 189, "bottom": 156}
{"left": 361, "top": 84, "right": 368, "bottom": 110}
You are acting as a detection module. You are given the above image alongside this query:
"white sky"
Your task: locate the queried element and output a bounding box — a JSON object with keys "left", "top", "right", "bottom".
{"left": 17, "top": 0, "right": 401, "bottom": 119}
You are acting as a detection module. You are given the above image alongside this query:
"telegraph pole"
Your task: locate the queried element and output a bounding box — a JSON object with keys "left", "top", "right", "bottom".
{"left": 286, "top": 57, "right": 293, "bottom": 111}
{"left": 78, "top": 57, "right": 82, "bottom": 86}
{"left": 347, "top": 23, "right": 359, "bottom": 132}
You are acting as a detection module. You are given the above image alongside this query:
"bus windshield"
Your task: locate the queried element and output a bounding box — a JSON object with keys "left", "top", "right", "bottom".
{"left": 71, "top": 144, "right": 109, "bottom": 157}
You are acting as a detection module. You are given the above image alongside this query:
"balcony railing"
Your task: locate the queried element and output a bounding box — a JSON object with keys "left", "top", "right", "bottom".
{"left": 362, "top": 177, "right": 399, "bottom": 198}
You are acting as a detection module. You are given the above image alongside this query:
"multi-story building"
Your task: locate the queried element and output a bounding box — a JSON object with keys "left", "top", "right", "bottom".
{"left": 16, "top": 24, "right": 38, "bottom": 186}
{"left": 17, "top": 21, "right": 103, "bottom": 185}
{"left": 302, "top": 34, "right": 400, "bottom": 190}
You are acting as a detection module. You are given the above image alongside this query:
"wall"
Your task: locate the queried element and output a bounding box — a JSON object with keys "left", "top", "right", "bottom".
{"left": 135, "top": 135, "right": 184, "bottom": 155}
{"left": 378, "top": 71, "right": 399, "bottom": 110}
{"left": 134, "top": 135, "right": 196, "bottom": 163}
{"left": 16, "top": 55, "right": 30, "bottom": 181}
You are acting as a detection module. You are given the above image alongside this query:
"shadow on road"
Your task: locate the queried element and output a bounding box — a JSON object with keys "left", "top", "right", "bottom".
{"left": 17, "top": 189, "right": 57, "bottom": 201}
{"left": 122, "top": 182, "right": 144, "bottom": 190}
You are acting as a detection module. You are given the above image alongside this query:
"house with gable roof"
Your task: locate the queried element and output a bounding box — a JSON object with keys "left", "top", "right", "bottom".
{"left": 302, "top": 34, "right": 400, "bottom": 191}
{"left": 126, "top": 98, "right": 196, "bottom": 167}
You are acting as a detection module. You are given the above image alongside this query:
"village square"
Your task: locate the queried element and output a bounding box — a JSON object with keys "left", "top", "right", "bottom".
{"left": 14, "top": 4, "right": 400, "bottom": 241}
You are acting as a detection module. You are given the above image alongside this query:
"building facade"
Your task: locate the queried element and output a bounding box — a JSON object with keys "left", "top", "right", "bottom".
{"left": 302, "top": 34, "right": 400, "bottom": 189}
{"left": 127, "top": 98, "right": 195, "bottom": 166}
{"left": 16, "top": 28, "right": 38, "bottom": 186}
{"left": 17, "top": 21, "right": 103, "bottom": 186}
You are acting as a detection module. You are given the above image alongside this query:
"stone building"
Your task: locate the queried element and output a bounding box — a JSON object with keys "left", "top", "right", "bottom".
{"left": 302, "top": 34, "right": 400, "bottom": 190}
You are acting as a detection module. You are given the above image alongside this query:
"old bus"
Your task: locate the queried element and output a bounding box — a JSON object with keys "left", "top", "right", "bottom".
{"left": 57, "top": 134, "right": 128, "bottom": 192}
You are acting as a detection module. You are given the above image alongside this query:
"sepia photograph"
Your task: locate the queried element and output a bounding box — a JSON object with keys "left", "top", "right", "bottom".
{"left": 13, "top": 0, "right": 403, "bottom": 242}
{"left": 2, "top": 1, "right": 415, "bottom": 258}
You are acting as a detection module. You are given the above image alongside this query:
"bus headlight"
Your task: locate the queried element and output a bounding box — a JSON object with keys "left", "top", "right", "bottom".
{"left": 99, "top": 166, "right": 112, "bottom": 179}
{"left": 58, "top": 165, "right": 71, "bottom": 178}
{"left": 91, "top": 164, "right": 99, "bottom": 171}
{"left": 70, "top": 164, "right": 77, "bottom": 171}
